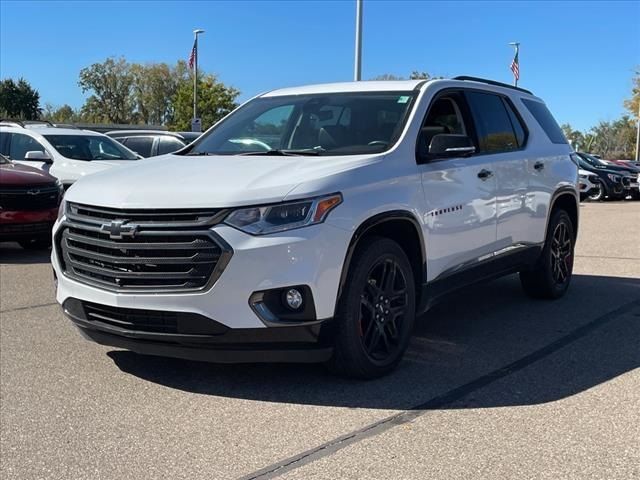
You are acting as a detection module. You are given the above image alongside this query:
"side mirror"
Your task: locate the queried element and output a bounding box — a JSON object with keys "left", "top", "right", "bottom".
{"left": 428, "top": 134, "right": 476, "bottom": 159}
{"left": 25, "top": 151, "right": 53, "bottom": 164}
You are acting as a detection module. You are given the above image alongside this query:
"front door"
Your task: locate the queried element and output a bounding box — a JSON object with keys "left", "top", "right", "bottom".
{"left": 418, "top": 92, "right": 498, "bottom": 282}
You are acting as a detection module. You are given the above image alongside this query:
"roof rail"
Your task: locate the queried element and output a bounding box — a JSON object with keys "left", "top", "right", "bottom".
{"left": 452, "top": 76, "right": 533, "bottom": 95}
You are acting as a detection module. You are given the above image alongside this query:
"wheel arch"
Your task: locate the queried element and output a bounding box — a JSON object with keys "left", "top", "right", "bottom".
{"left": 335, "top": 211, "right": 426, "bottom": 314}
{"left": 548, "top": 187, "right": 579, "bottom": 239}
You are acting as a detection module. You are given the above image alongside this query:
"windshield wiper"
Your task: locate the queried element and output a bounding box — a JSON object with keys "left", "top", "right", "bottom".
{"left": 239, "top": 149, "right": 322, "bottom": 156}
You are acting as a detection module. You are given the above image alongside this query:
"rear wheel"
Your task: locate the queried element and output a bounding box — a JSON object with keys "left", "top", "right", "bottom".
{"left": 19, "top": 236, "right": 52, "bottom": 250}
{"left": 520, "top": 209, "right": 574, "bottom": 299}
{"left": 328, "top": 237, "right": 416, "bottom": 379}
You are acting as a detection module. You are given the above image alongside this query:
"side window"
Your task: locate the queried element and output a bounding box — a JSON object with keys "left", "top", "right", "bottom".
{"left": 0, "top": 132, "right": 10, "bottom": 156}
{"left": 157, "top": 137, "right": 185, "bottom": 155}
{"left": 503, "top": 99, "right": 526, "bottom": 147}
{"left": 123, "top": 137, "right": 153, "bottom": 157}
{"left": 466, "top": 91, "right": 518, "bottom": 153}
{"left": 521, "top": 99, "right": 567, "bottom": 144}
{"left": 8, "top": 133, "right": 45, "bottom": 160}
{"left": 417, "top": 94, "right": 469, "bottom": 158}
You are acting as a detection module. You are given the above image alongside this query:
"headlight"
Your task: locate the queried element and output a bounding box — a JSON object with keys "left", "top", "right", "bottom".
{"left": 224, "top": 193, "right": 342, "bottom": 235}
{"left": 607, "top": 173, "right": 621, "bottom": 182}
{"left": 57, "top": 197, "right": 67, "bottom": 221}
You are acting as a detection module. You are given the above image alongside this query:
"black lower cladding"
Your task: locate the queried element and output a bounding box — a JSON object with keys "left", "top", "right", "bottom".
{"left": 63, "top": 298, "right": 334, "bottom": 363}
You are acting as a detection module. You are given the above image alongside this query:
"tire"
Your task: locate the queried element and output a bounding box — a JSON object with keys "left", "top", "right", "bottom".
{"left": 587, "top": 182, "right": 603, "bottom": 201}
{"left": 520, "top": 209, "right": 575, "bottom": 299}
{"left": 19, "top": 236, "right": 52, "bottom": 250}
{"left": 328, "top": 237, "right": 416, "bottom": 379}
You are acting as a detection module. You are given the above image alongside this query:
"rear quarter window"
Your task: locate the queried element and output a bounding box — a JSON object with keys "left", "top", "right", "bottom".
{"left": 521, "top": 99, "right": 567, "bottom": 144}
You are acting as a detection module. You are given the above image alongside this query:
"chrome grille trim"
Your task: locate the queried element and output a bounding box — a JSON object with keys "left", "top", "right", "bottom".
{"left": 57, "top": 203, "right": 232, "bottom": 293}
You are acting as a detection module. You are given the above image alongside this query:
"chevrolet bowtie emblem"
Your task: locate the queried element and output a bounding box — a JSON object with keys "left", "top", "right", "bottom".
{"left": 100, "top": 220, "right": 138, "bottom": 240}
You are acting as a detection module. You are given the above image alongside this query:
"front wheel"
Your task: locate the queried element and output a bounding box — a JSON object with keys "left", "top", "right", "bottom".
{"left": 520, "top": 209, "right": 575, "bottom": 299}
{"left": 328, "top": 237, "right": 416, "bottom": 379}
{"left": 587, "top": 182, "right": 603, "bottom": 201}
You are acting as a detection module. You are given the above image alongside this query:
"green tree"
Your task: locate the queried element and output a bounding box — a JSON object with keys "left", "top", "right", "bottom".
{"left": 409, "top": 71, "right": 431, "bottom": 80}
{"left": 0, "top": 78, "right": 41, "bottom": 120}
{"left": 42, "top": 103, "right": 79, "bottom": 123}
{"left": 78, "top": 57, "right": 135, "bottom": 124}
{"left": 623, "top": 68, "right": 639, "bottom": 117}
{"left": 131, "top": 62, "right": 185, "bottom": 125}
{"left": 170, "top": 73, "right": 239, "bottom": 131}
{"left": 560, "top": 123, "right": 584, "bottom": 149}
{"left": 587, "top": 116, "right": 636, "bottom": 159}
{"left": 372, "top": 71, "right": 435, "bottom": 81}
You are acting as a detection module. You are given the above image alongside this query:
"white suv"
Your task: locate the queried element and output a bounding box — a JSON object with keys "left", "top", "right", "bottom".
{"left": 0, "top": 121, "right": 140, "bottom": 187}
{"left": 53, "top": 77, "right": 579, "bottom": 378}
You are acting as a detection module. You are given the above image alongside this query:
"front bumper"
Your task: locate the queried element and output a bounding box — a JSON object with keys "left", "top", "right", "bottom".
{"left": 0, "top": 208, "right": 57, "bottom": 239}
{"left": 63, "top": 298, "right": 334, "bottom": 363}
{"left": 53, "top": 219, "right": 351, "bottom": 330}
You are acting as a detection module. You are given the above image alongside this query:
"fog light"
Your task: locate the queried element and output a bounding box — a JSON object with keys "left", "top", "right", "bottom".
{"left": 285, "top": 289, "right": 303, "bottom": 310}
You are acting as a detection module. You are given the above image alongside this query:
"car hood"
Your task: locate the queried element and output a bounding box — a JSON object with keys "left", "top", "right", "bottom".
{"left": 594, "top": 164, "right": 639, "bottom": 174}
{"left": 65, "top": 153, "right": 379, "bottom": 208}
{"left": 0, "top": 161, "right": 57, "bottom": 185}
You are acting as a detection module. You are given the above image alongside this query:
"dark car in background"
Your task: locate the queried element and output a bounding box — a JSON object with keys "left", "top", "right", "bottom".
{"left": 575, "top": 152, "right": 638, "bottom": 200}
{"left": 0, "top": 153, "right": 63, "bottom": 249}
{"left": 105, "top": 130, "right": 187, "bottom": 158}
{"left": 175, "top": 131, "right": 201, "bottom": 144}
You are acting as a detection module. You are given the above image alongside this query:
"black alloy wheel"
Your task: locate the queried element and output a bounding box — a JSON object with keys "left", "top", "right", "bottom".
{"left": 549, "top": 221, "right": 573, "bottom": 286}
{"left": 359, "top": 258, "right": 410, "bottom": 362}
{"left": 329, "top": 237, "right": 416, "bottom": 379}
{"left": 520, "top": 209, "right": 575, "bottom": 299}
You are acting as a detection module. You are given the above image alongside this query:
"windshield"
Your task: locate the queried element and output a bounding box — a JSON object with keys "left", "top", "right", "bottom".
{"left": 44, "top": 134, "right": 138, "bottom": 161}
{"left": 185, "top": 91, "right": 418, "bottom": 156}
{"left": 580, "top": 152, "right": 609, "bottom": 167}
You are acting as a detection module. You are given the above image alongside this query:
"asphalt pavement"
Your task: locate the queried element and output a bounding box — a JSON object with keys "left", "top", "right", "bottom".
{"left": 1, "top": 201, "right": 638, "bottom": 480}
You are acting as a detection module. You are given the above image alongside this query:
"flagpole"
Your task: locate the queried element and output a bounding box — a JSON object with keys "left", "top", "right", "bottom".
{"left": 354, "top": 0, "right": 363, "bottom": 81}
{"left": 192, "top": 29, "right": 205, "bottom": 130}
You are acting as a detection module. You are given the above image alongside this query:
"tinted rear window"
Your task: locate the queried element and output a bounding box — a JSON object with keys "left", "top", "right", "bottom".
{"left": 521, "top": 99, "right": 567, "bottom": 144}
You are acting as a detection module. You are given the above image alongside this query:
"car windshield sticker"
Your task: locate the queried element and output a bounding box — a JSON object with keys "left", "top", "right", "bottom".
{"left": 397, "top": 96, "right": 410, "bottom": 104}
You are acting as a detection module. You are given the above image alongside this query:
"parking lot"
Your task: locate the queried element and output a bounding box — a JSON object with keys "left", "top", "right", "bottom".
{"left": 0, "top": 201, "right": 638, "bottom": 479}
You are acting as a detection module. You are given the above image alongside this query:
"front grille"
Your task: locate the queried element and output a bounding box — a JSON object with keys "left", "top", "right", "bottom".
{"left": 57, "top": 203, "right": 232, "bottom": 292}
{"left": 622, "top": 177, "right": 631, "bottom": 187}
{"left": 0, "top": 184, "right": 61, "bottom": 211}
{"left": 588, "top": 175, "right": 600, "bottom": 184}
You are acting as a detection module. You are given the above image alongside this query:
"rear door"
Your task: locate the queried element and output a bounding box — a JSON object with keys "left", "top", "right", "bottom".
{"left": 419, "top": 91, "right": 498, "bottom": 281}
{"left": 464, "top": 90, "right": 532, "bottom": 250}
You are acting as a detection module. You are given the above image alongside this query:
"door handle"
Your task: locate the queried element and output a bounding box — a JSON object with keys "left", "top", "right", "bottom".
{"left": 534, "top": 161, "right": 545, "bottom": 171}
{"left": 477, "top": 169, "right": 493, "bottom": 180}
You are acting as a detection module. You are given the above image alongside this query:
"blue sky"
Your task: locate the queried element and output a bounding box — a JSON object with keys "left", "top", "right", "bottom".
{"left": 1, "top": 0, "right": 638, "bottom": 131}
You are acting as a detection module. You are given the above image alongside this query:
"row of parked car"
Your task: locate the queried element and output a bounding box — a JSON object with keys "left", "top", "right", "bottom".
{"left": 576, "top": 152, "right": 640, "bottom": 201}
{"left": 0, "top": 120, "right": 200, "bottom": 248}
{"left": 0, "top": 117, "right": 638, "bottom": 252}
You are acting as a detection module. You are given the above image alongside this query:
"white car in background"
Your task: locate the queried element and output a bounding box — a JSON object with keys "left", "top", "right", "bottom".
{"left": 0, "top": 121, "right": 140, "bottom": 188}
{"left": 578, "top": 168, "right": 600, "bottom": 201}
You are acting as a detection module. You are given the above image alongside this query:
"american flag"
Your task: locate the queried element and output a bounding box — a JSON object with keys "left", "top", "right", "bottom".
{"left": 510, "top": 48, "right": 520, "bottom": 81}
{"left": 188, "top": 40, "right": 197, "bottom": 69}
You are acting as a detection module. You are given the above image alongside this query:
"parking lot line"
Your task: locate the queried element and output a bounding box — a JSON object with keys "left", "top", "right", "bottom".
{"left": 240, "top": 298, "right": 640, "bottom": 480}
